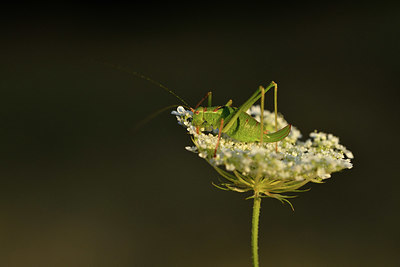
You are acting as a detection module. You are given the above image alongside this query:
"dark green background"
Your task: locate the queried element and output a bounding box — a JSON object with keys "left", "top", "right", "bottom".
{"left": 1, "top": 3, "right": 399, "bottom": 266}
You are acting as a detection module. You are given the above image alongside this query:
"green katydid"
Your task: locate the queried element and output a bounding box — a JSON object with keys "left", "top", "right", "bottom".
{"left": 188, "top": 82, "right": 291, "bottom": 156}
{"left": 104, "top": 64, "right": 291, "bottom": 155}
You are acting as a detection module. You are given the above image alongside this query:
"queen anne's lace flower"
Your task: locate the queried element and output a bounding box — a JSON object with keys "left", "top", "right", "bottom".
{"left": 172, "top": 105, "right": 353, "bottom": 205}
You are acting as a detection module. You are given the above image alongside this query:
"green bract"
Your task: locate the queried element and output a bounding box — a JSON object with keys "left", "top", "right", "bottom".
{"left": 172, "top": 105, "right": 353, "bottom": 206}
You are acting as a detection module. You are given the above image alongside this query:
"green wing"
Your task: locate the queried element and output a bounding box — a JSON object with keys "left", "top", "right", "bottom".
{"left": 263, "top": 124, "right": 292, "bottom": 143}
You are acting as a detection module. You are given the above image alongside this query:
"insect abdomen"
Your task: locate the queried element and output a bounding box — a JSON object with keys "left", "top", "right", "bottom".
{"left": 203, "top": 107, "right": 263, "bottom": 142}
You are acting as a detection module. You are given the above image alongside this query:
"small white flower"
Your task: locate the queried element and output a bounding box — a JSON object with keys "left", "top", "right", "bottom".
{"left": 225, "top": 163, "right": 236, "bottom": 171}
{"left": 185, "top": 146, "right": 198, "bottom": 152}
{"left": 345, "top": 151, "right": 354, "bottom": 159}
{"left": 199, "top": 152, "right": 207, "bottom": 158}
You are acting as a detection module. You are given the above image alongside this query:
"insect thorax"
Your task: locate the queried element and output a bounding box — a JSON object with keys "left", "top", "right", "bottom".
{"left": 192, "top": 106, "right": 234, "bottom": 129}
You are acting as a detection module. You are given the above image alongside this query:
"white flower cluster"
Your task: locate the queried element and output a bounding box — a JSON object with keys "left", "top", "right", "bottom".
{"left": 172, "top": 105, "right": 353, "bottom": 194}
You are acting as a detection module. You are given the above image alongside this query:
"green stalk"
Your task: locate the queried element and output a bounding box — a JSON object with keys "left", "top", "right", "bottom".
{"left": 252, "top": 195, "right": 262, "bottom": 267}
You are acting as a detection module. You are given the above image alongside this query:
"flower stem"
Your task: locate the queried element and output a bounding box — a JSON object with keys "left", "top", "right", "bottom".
{"left": 252, "top": 195, "right": 262, "bottom": 267}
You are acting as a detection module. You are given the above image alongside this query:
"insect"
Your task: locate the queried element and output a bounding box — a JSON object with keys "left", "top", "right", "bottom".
{"left": 104, "top": 63, "right": 291, "bottom": 155}
{"left": 189, "top": 82, "right": 291, "bottom": 156}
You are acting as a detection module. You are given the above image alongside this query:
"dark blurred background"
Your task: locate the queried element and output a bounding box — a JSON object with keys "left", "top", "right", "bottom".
{"left": 1, "top": 2, "right": 399, "bottom": 266}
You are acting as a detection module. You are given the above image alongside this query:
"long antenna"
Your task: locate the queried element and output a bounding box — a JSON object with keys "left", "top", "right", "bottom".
{"left": 133, "top": 104, "right": 181, "bottom": 132}
{"left": 98, "top": 61, "right": 191, "bottom": 108}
